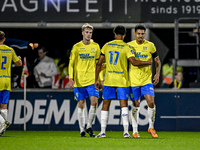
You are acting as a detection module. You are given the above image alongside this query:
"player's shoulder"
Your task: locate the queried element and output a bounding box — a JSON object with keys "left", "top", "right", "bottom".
{"left": 144, "top": 40, "right": 155, "bottom": 46}
{"left": 0, "top": 45, "right": 15, "bottom": 54}
{"left": 106, "top": 40, "right": 115, "bottom": 45}
{"left": 90, "top": 41, "right": 100, "bottom": 47}
{"left": 73, "top": 41, "right": 82, "bottom": 47}
{"left": 127, "top": 40, "right": 136, "bottom": 46}
{"left": 102, "top": 40, "right": 114, "bottom": 48}
{"left": 0, "top": 44, "right": 14, "bottom": 50}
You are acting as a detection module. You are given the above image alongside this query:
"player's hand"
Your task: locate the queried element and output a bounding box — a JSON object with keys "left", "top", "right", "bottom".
{"left": 98, "top": 80, "right": 104, "bottom": 91}
{"left": 35, "top": 78, "right": 39, "bottom": 82}
{"left": 95, "top": 80, "right": 100, "bottom": 90}
{"left": 40, "top": 72, "right": 46, "bottom": 77}
{"left": 153, "top": 73, "right": 159, "bottom": 85}
{"left": 69, "top": 79, "right": 74, "bottom": 89}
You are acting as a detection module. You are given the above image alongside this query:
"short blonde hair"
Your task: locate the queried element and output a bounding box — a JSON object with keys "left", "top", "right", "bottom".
{"left": 82, "top": 23, "right": 93, "bottom": 31}
{"left": 0, "top": 30, "right": 5, "bottom": 42}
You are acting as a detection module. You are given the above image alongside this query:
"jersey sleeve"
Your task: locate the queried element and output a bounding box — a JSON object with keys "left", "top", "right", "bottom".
{"left": 126, "top": 45, "right": 135, "bottom": 58}
{"left": 95, "top": 44, "right": 101, "bottom": 64}
{"left": 12, "top": 48, "right": 20, "bottom": 63}
{"left": 150, "top": 43, "right": 157, "bottom": 54}
{"left": 95, "top": 44, "right": 101, "bottom": 60}
{"left": 68, "top": 46, "right": 76, "bottom": 79}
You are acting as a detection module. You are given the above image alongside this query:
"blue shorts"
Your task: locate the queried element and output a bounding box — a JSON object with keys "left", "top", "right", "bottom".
{"left": 103, "top": 86, "right": 129, "bottom": 100}
{"left": 130, "top": 84, "right": 155, "bottom": 101}
{"left": 74, "top": 84, "right": 99, "bottom": 101}
{"left": 0, "top": 90, "right": 10, "bottom": 104}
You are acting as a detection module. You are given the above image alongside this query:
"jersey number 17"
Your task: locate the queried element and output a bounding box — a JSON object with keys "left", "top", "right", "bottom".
{"left": 109, "top": 51, "right": 120, "bottom": 65}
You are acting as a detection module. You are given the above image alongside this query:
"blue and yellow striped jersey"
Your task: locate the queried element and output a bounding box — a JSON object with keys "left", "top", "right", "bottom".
{"left": 102, "top": 40, "right": 134, "bottom": 87}
{"left": 0, "top": 44, "right": 20, "bottom": 91}
{"left": 68, "top": 41, "right": 101, "bottom": 87}
{"left": 128, "top": 40, "right": 157, "bottom": 86}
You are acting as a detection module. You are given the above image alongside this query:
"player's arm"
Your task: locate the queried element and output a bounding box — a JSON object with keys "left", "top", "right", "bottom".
{"left": 68, "top": 48, "right": 75, "bottom": 88}
{"left": 153, "top": 52, "right": 161, "bottom": 85}
{"left": 15, "top": 56, "right": 22, "bottom": 66}
{"left": 128, "top": 56, "right": 152, "bottom": 66}
{"left": 95, "top": 54, "right": 105, "bottom": 90}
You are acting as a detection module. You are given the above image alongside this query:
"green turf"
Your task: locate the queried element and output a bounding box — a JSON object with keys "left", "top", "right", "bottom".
{"left": 0, "top": 131, "right": 200, "bottom": 150}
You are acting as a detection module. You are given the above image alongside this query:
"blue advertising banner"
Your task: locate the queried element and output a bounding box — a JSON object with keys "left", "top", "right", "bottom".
{"left": 8, "top": 90, "right": 200, "bottom": 131}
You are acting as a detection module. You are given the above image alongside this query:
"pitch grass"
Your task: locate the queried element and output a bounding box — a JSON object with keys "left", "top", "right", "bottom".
{"left": 1, "top": 131, "right": 200, "bottom": 150}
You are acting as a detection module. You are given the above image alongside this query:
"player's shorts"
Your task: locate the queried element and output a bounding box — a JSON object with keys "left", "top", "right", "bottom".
{"left": 103, "top": 86, "right": 129, "bottom": 100}
{"left": 0, "top": 90, "right": 10, "bottom": 104}
{"left": 130, "top": 84, "right": 155, "bottom": 101}
{"left": 74, "top": 84, "right": 99, "bottom": 101}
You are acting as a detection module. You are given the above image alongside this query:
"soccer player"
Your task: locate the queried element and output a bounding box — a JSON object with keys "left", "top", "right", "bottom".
{"left": 0, "top": 31, "right": 22, "bottom": 136}
{"left": 128, "top": 24, "right": 161, "bottom": 138}
{"left": 95, "top": 25, "right": 152, "bottom": 138}
{"left": 68, "top": 23, "right": 101, "bottom": 137}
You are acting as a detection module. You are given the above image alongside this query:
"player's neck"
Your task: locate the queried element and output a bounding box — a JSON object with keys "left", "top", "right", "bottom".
{"left": 82, "top": 39, "right": 90, "bottom": 45}
{"left": 115, "top": 36, "right": 124, "bottom": 40}
{"left": 0, "top": 42, "right": 3, "bottom": 45}
{"left": 136, "top": 40, "right": 144, "bottom": 45}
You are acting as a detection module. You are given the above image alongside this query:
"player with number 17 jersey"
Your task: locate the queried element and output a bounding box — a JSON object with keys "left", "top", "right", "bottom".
{"left": 101, "top": 40, "right": 135, "bottom": 87}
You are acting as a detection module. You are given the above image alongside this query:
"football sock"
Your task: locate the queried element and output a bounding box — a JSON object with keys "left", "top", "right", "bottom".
{"left": 86, "top": 105, "right": 96, "bottom": 129}
{"left": 121, "top": 107, "right": 129, "bottom": 134}
{"left": 131, "top": 106, "right": 140, "bottom": 134}
{"left": 1, "top": 109, "right": 8, "bottom": 120}
{"left": 148, "top": 106, "right": 156, "bottom": 129}
{"left": 101, "top": 110, "right": 108, "bottom": 134}
{"left": 0, "top": 113, "right": 5, "bottom": 126}
{"left": 78, "top": 107, "right": 85, "bottom": 133}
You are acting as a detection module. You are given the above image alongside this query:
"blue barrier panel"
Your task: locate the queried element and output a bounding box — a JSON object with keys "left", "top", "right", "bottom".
{"left": 8, "top": 90, "right": 200, "bottom": 131}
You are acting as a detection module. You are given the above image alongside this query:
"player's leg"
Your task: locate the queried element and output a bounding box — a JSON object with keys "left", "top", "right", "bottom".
{"left": 86, "top": 84, "right": 99, "bottom": 137}
{"left": 77, "top": 99, "right": 86, "bottom": 137}
{"left": 95, "top": 99, "right": 111, "bottom": 138}
{"left": 118, "top": 87, "right": 131, "bottom": 138}
{"left": 130, "top": 86, "right": 141, "bottom": 138}
{"left": 142, "top": 84, "right": 158, "bottom": 138}
{"left": 0, "top": 91, "right": 5, "bottom": 127}
{"left": 0, "top": 90, "right": 10, "bottom": 136}
{"left": 131, "top": 99, "right": 140, "bottom": 138}
{"left": 0, "top": 103, "right": 6, "bottom": 128}
{"left": 96, "top": 86, "right": 115, "bottom": 138}
{"left": 74, "top": 87, "right": 87, "bottom": 137}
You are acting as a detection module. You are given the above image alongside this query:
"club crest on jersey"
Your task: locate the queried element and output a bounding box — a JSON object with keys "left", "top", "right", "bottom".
{"left": 91, "top": 47, "right": 95, "bottom": 53}
{"left": 143, "top": 47, "right": 147, "bottom": 52}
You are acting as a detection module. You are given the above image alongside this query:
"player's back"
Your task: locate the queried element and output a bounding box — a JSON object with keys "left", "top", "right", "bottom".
{"left": 0, "top": 45, "right": 18, "bottom": 90}
{"left": 102, "top": 40, "right": 134, "bottom": 87}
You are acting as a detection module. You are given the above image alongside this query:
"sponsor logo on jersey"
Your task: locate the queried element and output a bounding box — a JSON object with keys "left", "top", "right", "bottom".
{"left": 79, "top": 53, "right": 94, "bottom": 59}
{"left": 134, "top": 52, "right": 148, "bottom": 59}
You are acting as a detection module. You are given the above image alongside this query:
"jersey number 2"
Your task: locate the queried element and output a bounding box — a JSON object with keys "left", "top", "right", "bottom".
{"left": 1, "top": 56, "right": 7, "bottom": 70}
{"left": 109, "top": 51, "right": 120, "bottom": 65}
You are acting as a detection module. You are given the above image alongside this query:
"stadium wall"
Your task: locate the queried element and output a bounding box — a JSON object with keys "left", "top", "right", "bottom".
{"left": 8, "top": 89, "right": 200, "bottom": 131}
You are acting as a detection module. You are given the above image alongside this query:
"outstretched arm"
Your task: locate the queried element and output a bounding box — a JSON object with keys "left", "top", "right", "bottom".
{"left": 153, "top": 56, "right": 161, "bottom": 85}
{"left": 128, "top": 57, "right": 152, "bottom": 66}
{"left": 95, "top": 55, "right": 105, "bottom": 90}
